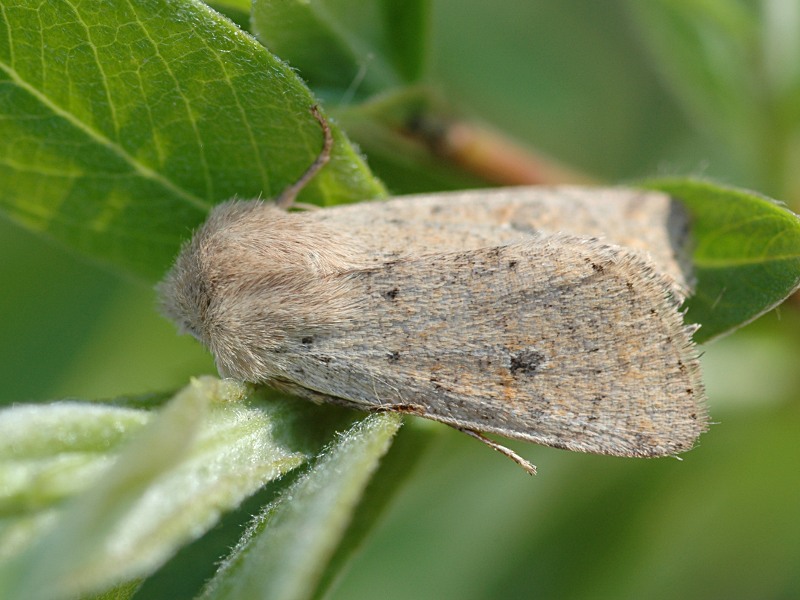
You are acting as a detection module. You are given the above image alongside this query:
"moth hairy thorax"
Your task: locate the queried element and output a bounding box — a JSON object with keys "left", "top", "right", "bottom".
{"left": 159, "top": 200, "right": 366, "bottom": 382}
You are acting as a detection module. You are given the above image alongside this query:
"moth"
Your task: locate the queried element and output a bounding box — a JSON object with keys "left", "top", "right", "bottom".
{"left": 159, "top": 108, "right": 707, "bottom": 474}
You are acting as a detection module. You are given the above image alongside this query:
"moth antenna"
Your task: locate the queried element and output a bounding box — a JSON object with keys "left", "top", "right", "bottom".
{"left": 275, "top": 104, "right": 333, "bottom": 209}
{"left": 459, "top": 428, "right": 537, "bottom": 475}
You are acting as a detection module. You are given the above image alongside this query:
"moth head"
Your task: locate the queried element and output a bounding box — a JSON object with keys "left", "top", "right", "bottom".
{"left": 157, "top": 226, "right": 214, "bottom": 345}
{"left": 158, "top": 199, "right": 361, "bottom": 381}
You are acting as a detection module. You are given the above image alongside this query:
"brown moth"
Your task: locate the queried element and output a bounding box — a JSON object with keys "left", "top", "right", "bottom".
{"left": 159, "top": 108, "right": 706, "bottom": 474}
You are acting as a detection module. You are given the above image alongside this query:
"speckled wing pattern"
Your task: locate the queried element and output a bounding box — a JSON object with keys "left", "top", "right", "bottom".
{"left": 308, "top": 186, "right": 693, "bottom": 299}
{"left": 274, "top": 232, "right": 705, "bottom": 458}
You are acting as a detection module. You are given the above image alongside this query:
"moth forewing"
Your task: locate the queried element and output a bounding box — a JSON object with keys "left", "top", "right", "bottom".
{"left": 307, "top": 186, "right": 693, "bottom": 300}
{"left": 267, "top": 235, "right": 706, "bottom": 458}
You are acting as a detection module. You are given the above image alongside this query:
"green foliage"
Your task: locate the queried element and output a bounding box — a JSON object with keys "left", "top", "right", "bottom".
{"left": 0, "top": 0, "right": 384, "bottom": 281}
{"left": 1, "top": 1, "right": 800, "bottom": 599}
{"left": 199, "top": 412, "right": 402, "bottom": 600}
{"left": 0, "top": 379, "right": 360, "bottom": 598}
{"left": 252, "top": 0, "right": 430, "bottom": 98}
{"left": 645, "top": 178, "right": 800, "bottom": 342}
{"left": 628, "top": 0, "right": 800, "bottom": 199}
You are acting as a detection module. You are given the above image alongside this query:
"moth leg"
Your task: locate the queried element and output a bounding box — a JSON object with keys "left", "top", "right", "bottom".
{"left": 458, "top": 428, "right": 537, "bottom": 476}
{"left": 275, "top": 105, "right": 333, "bottom": 209}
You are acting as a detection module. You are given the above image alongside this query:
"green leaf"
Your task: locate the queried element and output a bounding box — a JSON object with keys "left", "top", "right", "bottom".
{"left": 310, "top": 421, "right": 435, "bottom": 600}
{"left": 251, "top": 0, "right": 430, "bottom": 100}
{"left": 0, "top": 378, "right": 355, "bottom": 600}
{"left": 644, "top": 179, "right": 800, "bottom": 343}
{"left": 0, "top": 0, "right": 384, "bottom": 281}
{"left": 83, "top": 579, "right": 143, "bottom": 600}
{"left": 0, "top": 403, "right": 152, "bottom": 518}
{"left": 199, "top": 412, "right": 402, "bottom": 600}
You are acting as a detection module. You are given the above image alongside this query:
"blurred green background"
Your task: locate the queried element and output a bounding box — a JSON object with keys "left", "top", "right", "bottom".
{"left": 2, "top": 1, "right": 799, "bottom": 598}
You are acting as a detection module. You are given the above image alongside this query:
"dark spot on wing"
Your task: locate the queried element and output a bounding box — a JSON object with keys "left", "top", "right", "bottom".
{"left": 509, "top": 349, "right": 545, "bottom": 376}
{"left": 382, "top": 287, "right": 400, "bottom": 300}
